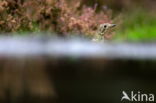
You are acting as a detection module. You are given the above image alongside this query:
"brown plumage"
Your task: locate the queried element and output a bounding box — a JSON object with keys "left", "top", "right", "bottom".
{"left": 92, "top": 23, "right": 116, "bottom": 42}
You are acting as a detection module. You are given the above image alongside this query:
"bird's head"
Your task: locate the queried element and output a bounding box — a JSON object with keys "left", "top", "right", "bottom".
{"left": 98, "top": 23, "right": 116, "bottom": 36}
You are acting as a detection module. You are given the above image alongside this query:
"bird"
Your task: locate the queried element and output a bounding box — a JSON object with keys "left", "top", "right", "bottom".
{"left": 92, "top": 23, "right": 116, "bottom": 42}
{"left": 121, "top": 91, "right": 131, "bottom": 101}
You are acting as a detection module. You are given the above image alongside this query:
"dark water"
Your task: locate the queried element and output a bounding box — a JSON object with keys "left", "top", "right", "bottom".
{"left": 0, "top": 36, "right": 156, "bottom": 103}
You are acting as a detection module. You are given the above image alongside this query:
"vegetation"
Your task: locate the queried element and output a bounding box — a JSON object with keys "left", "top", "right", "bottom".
{"left": 0, "top": 0, "right": 156, "bottom": 41}
{"left": 0, "top": 0, "right": 112, "bottom": 36}
{"left": 115, "top": 9, "right": 156, "bottom": 41}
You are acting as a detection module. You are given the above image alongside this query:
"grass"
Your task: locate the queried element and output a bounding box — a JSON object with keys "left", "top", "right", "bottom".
{"left": 16, "top": 22, "right": 40, "bottom": 35}
{"left": 114, "top": 9, "right": 156, "bottom": 41}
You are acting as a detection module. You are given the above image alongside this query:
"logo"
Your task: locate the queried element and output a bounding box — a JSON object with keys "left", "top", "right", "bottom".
{"left": 121, "top": 91, "right": 155, "bottom": 102}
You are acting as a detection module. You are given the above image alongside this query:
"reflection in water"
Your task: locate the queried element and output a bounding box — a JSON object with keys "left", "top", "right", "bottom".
{"left": 0, "top": 36, "right": 155, "bottom": 59}
{"left": 0, "top": 36, "right": 155, "bottom": 103}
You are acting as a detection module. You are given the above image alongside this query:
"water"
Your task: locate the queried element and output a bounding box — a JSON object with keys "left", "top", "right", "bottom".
{"left": 0, "top": 36, "right": 156, "bottom": 103}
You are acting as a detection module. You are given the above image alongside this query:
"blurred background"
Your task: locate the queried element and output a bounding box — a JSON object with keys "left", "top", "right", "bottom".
{"left": 0, "top": 0, "right": 156, "bottom": 41}
{"left": 0, "top": 0, "right": 156, "bottom": 103}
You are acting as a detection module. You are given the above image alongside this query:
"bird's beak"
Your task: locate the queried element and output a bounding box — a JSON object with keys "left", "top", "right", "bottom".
{"left": 110, "top": 24, "right": 116, "bottom": 28}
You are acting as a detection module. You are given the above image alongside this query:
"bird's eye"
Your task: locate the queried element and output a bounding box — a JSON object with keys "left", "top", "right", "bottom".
{"left": 104, "top": 25, "right": 107, "bottom": 28}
